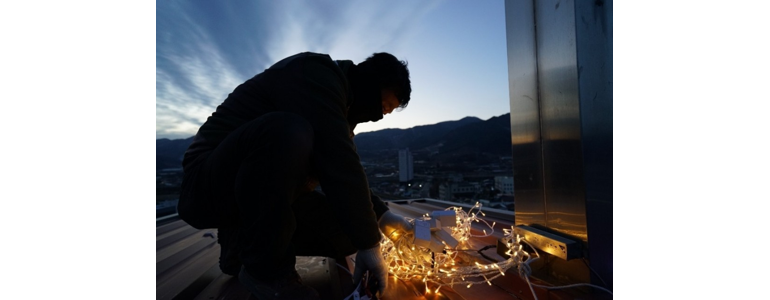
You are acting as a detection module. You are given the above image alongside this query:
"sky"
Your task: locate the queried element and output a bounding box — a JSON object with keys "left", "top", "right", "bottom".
{"left": 156, "top": 0, "right": 509, "bottom": 140}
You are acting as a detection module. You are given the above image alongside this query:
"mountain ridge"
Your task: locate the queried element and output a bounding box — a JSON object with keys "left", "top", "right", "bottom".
{"left": 156, "top": 113, "right": 511, "bottom": 170}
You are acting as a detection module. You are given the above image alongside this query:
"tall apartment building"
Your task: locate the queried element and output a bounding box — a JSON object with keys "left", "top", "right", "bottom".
{"left": 398, "top": 148, "right": 413, "bottom": 183}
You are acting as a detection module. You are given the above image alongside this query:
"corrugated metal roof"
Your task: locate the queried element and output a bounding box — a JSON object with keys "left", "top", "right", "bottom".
{"left": 156, "top": 199, "right": 610, "bottom": 299}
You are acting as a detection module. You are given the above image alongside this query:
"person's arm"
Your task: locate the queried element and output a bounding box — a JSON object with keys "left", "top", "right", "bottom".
{"left": 369, "top": 191, "right": 389, "bottom": 220}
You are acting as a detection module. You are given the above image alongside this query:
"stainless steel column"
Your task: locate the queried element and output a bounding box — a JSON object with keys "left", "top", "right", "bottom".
{"left": 576, "top": 0, "right": 613, "bottom": 290}
{"left": 505, "top": 0, "right": 612, "bottom": 289}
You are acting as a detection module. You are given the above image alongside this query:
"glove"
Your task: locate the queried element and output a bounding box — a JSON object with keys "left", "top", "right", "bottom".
{"left": 353, "top": 244, "right": 388, "bottom": 296}
{"left": 378, "top": 211, "right": 414, "bottom": 241}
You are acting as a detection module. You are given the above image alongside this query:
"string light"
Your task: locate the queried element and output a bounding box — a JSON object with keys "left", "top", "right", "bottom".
{"left": 376, "top": 203, "right": 612, "bottom": 299}
{"left": 377, "top": 205, "right": 615, "bottom": 299}
{"left": 379, "top": 203, "right": 533, "bottom": 294}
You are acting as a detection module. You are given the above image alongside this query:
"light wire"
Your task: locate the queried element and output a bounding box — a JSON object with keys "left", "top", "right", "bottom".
{"left": 377, "top": 203, "right": 613, "bottom": 299}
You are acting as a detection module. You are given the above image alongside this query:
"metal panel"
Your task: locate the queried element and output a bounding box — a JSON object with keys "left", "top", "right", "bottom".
{"left": 505, "top": 0, "right": 545, "bottom": 227}
{"left": 575, "top": 0, "right": 614, "bottom": 290}
{"left": 514, "top": 225, "right": 580, "bottom": 260}
{"left": 535, "top": 0, "right": 588, "bottom": 241}
{"left": 506, "top": 0, "right": 613, "bottom": 289}
{"left": 533, "top": 0, "right": 590, "bottom": 285}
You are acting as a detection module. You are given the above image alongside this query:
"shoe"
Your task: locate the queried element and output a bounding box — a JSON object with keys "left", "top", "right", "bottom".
{"left": 217, "top": 226, "right": 242, "bottom": 276}
{"left": 238, "top": 267, "right": 321, "bottom": 300}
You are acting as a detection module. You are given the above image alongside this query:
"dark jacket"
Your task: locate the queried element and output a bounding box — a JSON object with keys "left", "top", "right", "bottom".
{"left": 183, "top": 52, "right": 388, "bottom": 250}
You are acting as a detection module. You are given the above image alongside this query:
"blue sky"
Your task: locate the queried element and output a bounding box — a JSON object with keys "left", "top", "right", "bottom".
{"left": 156, "top": 0, "right": 509, "bottom": 140}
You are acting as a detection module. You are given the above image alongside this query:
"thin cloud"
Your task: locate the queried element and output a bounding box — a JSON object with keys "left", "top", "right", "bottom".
{"left": 156, "top": 0, "right": 443, "bottom": 139}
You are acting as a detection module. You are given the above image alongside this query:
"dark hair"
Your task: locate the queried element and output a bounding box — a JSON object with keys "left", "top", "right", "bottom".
{"left": 358, "top": 52, "right": 411, "bottom": 108}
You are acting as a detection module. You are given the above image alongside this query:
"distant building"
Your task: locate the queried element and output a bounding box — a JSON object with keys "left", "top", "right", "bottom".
{"left": 418, "top": 182, "right": 431, "bottom": 198}
{"left": 438, "top": 183, "right": 451, "bottom": 201}
{"left": 447, "top": 173, "right": 464, "bottom": 183}
{"left": 495, "top": 176, "right": 514, "bottom": 194}
{"left": 399, "top": 148, "right": 413, "bottom": 182}
{"left": 439, "top": 182, "right": 478, "bottom": 201}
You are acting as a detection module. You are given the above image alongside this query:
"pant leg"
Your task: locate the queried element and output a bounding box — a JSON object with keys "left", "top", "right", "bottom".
{"left": 201, "top": 112, "right": 315, "bottom": 280}
{"left": 216, "top": 225, "right": 242, "bottom": 275}
{"left": 292, "top": 190, "right": 358, "bottom": 262}
{"left": 178, "top": 151, "right": 221, "bottom": 229}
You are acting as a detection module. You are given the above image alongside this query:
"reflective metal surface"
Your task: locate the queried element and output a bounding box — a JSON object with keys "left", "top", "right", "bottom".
{"left": 505, "top": 0, "right": 545, "bottom": 227}
{"left": 505, "top": 0, "right": 613, "bottom": 290}
{"left": 575, "top": 0, "right": 613, "bottom": 289}
{"left": 515, "top": 225, "right": 580, "bottom": 260}
{"left": 532, "top": 0, "right": 590, "bottom": 286}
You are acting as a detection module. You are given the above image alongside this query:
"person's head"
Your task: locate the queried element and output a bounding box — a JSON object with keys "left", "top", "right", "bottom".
{"left": 356, "top": 52, "right": 411, "bottom": 112}
{"left": 347, "top": 52, "right": 411, "bottom": 128}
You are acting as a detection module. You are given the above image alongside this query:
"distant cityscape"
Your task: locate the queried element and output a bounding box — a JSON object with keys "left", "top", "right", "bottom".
{"left": 157, "top": 113, "right": 516, "bottom": 215}
{"left": 362, "top": 147, "right": 514, "bottom": 210}
{"left": 157, "top": 146, "right": 514, "bottom": 216}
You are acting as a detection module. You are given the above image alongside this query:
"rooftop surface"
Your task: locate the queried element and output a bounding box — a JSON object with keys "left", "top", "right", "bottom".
{"left": 156, "top": 199, "right": 611, "bottom": 299}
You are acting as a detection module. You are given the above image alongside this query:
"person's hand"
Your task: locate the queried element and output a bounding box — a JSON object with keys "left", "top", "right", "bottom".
{"left": 378, "top": 211, "right": 413, "bottom": 241}
{"left": 353, "top": 245, "right": 387, "bottom": 296}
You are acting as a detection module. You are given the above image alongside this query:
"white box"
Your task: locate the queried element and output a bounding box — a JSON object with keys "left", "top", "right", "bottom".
{"left": 428, "top": 218, "right": 442, "bottom": 231}
{"left": 431, "top": 210, "right": 457, "bottom": 227}
{"left": 429, "top": 236, "right": 445, "bottom": 253}
{"left": 413, "top": 220, "right": 432, "bottom": 249}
